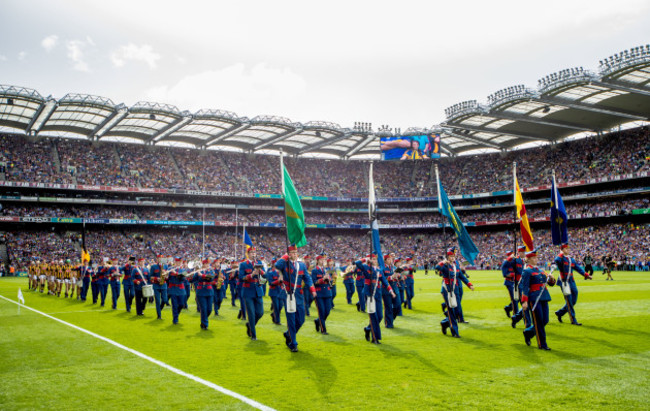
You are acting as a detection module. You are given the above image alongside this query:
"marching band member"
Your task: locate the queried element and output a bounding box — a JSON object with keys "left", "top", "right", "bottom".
{"left": 383, "top": 254, "right": 399, "bottom": 328}
{"left": 167, "top": 259, "right": 185, "bottom": 325}
{"left": 511, "top": 246, "right": 531, "bottom": 328}
{"left": 403, "top": 257, "right": 415, "bottom": 309}
{"left": 132, "top": 258, "right": 148, "bottom": 316}
{"left": 91, "top": 261, "right": 101, "bottom": 304}
{"left": 452, "top": 249, "right": 473, "bottom": 324}
{"left": 80, "top": 260, "right": 92, "bottom": 302}
{"left": 521, "top": 249, "right": 556, "bottom": 350}
{"left": 356, "top": 253, "right": 395, "bottom": 344}
{"left": 354, "top": 259, "right": 366, "bottom": 313}
{"left": 267, "top": 259, "right": 286, "bottom": 325}
{"left": 393, "top": 258, "right": 404, "bottom": 317}
{"left": 107, "top": 259, "right": 121, "bottom": 310}
{"left": 501, "top": 250, "right": 517, "bottom": 319}
{"left": 327, "top": 258, "right": 338, "bottom": 308}
{"left": 239, "top": 248, "right": 265, "bottom": 340}
{"left": 275, "top": 245, "right": 316, "bottom": 352}
{"left": 439, "top": 249, "right": 474, "bottom": 338}
{"left": 211, "top": 258, "right": 224, "bottom": 316}
{"left": 236, "top": 259, "right": 247, "bottom": 321}
{"left": 342, "top": 259, "right": 355, "bottom": 305}
{"left": 182, "top": 260, "right": 191, "bottom": 310}
{"left": 312, "top": 255, "right": 332, "bottom": 335}
{"left": 190, "top": 259, "right": 214, "bottom": 329}
{"left": 122, "top": 257, "right": 136, "bottom": 313}
{"left": 554, "top": 243, "right": 591, "bottom": 325}
{"left": 302, "top": 254, "right": 313, "bottom": 317}
{"left": 227, "top": 260, "right": 238, "bottom": 307}
{"left": 148, "top": 255, "right": 168, "bottom": 320}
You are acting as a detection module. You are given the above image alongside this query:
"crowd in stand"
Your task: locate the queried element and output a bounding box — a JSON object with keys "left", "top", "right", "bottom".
{"left": 6, "top": 222, "right": 649, "bottom": 272}
{"left": 2, "top": 196, "right": 647, "bottom": 225}
{"left": 1, "top": 127, "right": 647, "bottom": 197}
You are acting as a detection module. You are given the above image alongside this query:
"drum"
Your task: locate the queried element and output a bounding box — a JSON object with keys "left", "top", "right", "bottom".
{"left": 142, "top": 284, "right": 154, "bottom": 298}
{"left": 448, "top": 292, "right": 458, "bottom": 308}
{"left": 366, "top": 296, "right": 376, "bottom": 314}
{"left": 286, "top": 294, "right": 297, "bottom": 313}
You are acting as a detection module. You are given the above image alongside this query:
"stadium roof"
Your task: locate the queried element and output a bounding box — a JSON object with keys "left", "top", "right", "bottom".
{"left": 0, "top": 45, "right": 648, "bottom": 158}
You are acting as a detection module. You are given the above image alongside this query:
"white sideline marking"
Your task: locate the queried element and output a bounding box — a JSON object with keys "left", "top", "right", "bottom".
{"left": 0, "top": 295, "right": 275, "bottom": 411}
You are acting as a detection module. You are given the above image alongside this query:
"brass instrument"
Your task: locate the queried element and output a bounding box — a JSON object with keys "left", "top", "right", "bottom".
{"left": 215, "top": 273, "right": 225, "bottom": 290}
{"left": 328, "top": 269, "right": 338, "bottom": 286}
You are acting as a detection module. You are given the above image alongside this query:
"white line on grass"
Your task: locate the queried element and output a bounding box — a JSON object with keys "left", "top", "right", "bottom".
{"left": 0, "top": 294, "right": 275, "bottom": 411}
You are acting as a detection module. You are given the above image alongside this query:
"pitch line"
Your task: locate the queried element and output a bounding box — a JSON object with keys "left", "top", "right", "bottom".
{"left": 0, "top": 294, "right": 275, "bottom": 411}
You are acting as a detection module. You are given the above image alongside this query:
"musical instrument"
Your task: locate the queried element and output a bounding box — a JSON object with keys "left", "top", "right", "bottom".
{"left": 215, "top": 274, "right": 225, "bottom": 290}
{"left": 142, "top": 284, "right": 154, "bottom": 298}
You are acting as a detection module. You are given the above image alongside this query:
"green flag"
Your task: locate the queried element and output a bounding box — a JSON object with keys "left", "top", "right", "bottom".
{"left": 283, "top": 165, "right": 307, "bottom": 247}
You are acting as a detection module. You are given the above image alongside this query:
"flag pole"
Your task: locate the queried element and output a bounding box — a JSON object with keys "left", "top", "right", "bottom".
{"left": 281, "top": 149, "right": 289, "bottom": 252}
{"left": 202, "top": 206, "right": 205, "bottom": 258}
{"left": 513, "top": 162, "right": 518, "bottom": 253}
{"left": 234, "top": 207, "right": 238, "bottom": 259}
{"left": 552, "top": 169, "right": 558, "bottom": 246}
{"left": 435, "top": 164, "right": 445, "bottom": 247}
{"left": 368, "top": 162, "right": 374, "bottom": 256}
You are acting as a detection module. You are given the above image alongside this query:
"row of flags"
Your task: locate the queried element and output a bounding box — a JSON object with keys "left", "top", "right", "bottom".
{"left": 76, "top": 154, "right": 569, "bottom": 265}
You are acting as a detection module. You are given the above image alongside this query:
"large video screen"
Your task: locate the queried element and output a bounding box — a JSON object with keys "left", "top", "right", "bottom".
{"left": 380, "top": 134, "right": 441, "bottom": 160}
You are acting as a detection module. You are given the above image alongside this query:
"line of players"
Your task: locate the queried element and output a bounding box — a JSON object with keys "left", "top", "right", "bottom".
{"left": 26, "top": 245, "right": 420, "bottom": 352}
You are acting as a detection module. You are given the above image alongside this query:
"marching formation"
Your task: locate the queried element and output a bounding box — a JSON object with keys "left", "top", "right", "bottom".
{"left": 21, "top": 160, "right": 598, "bottom": 354}
{"left": 25, "top": 239, "right": 597, "bottom": 353}
{"left": 25, "top": 243, "right": 425, "bottom": 353}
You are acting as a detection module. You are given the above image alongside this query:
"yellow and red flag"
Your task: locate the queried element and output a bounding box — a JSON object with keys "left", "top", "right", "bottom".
{"left": 514, "top": 168, "right": 534, "bottom": 251}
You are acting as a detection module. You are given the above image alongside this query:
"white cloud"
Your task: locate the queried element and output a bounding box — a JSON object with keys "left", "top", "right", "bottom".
{"left": 111, "top": 43, "right": 161, "bottom": 69}
{"left": 0, "top": 55, "right": 7, "bottom": 62}
{"left": 144, "top": 63, "right": 307, "bottom": 116}
{"left": 65, "top": 37, "right": 94, "bottom": 72}
{"left": 17, "top": 51, "right": 27, "bottom": 61}
{"left": 41, "top": 35, "right": 59, "bottom": 52}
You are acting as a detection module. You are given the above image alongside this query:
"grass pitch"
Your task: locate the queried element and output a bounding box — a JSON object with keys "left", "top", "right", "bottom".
{"left": 1, "top": 271, "right": 649, "bottom": 410}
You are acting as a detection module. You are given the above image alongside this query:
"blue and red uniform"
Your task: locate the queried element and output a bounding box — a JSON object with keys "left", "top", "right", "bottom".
{"left": 354, "top": 265, "right": 365, "bottom": 312}
{"left": 148, "top": 262, "right": 168, "bottom": 320}
{"left": 266, "top": 266, "right": 286, "bottom": 325}
{"left": 190, "top": 269, "right": 214, "bottom": 329}
{"left": 356, "top": 259, "right": 392, "bottom": 343}
{"left": 554, "top": 252, "right": 589, "bottom": 324}
{"left": 239, "top": 260, "right": 265, "bottom": 339}
{"left": 520, "top": 264, "right": 554, "bottom": 349}
{"left": 275, "top": 257, "right": 316, "bottom": 352}
{"left": 311, "top": 264, "right": 332, "bottom": 334}
{"left": 167, "top": 270, "right": 185, "bottom": 324}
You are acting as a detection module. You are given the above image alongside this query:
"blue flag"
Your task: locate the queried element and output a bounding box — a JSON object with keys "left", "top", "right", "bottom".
{"left": 550, "top": 175, "right": 568, "bottom": 245}
{"left": 437, "top": 172, "right": 479, "bottom": 264}
{"left": 369, "top": 164, "right": 385, "bottom": 272}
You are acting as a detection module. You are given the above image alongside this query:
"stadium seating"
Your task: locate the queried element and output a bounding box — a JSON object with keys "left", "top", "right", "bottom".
{"left": 0, "top": 127, "right": 647, "bottom": 197}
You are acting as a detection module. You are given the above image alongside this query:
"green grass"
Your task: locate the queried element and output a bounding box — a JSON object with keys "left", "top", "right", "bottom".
{"left": 1, "top": 271, "right": 649, "bottom": 410}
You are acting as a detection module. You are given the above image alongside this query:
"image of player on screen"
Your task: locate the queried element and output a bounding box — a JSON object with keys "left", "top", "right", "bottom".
{"left": 400, "top": 138, "right": 429, "bottom": 160}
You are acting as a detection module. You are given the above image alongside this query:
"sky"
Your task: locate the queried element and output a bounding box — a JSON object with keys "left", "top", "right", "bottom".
{"left": 1, "top": 0, "right": 649, "bottom": 132}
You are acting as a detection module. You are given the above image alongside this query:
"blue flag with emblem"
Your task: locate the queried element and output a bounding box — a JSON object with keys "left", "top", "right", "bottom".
{"left": 550, "top": 173, "right": 568, "bottom": 245}
{"left": 436, "top": 166, "right": 479, "bottom": 265}
{"left": 368, "top": 163, "right": 385, "bottom": 272}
